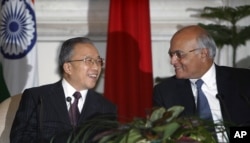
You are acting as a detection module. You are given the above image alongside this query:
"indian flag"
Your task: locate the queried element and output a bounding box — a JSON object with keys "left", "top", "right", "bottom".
{"left": 0, "top": 0, "right": 38, "bottom": 102}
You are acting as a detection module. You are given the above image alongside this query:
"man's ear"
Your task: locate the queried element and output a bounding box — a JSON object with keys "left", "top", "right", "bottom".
{"left": 201, "top": 48, "right": 209, "bottom": 58}
{"left": 63, "top": 62, "right": 72, "bottom": 74}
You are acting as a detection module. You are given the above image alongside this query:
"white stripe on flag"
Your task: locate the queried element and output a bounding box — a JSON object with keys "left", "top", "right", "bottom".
{"left": 0, "top": 0, "right": 38, "bottom": 96}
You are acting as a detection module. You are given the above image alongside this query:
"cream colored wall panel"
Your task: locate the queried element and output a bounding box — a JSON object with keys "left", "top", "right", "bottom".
{"left": 35, "top": 0, "right": 250, "bottom": 93}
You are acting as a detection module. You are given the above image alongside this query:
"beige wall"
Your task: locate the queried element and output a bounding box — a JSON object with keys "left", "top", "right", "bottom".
{"left": 36, "top": 0, "right": 250, "bottom": 93}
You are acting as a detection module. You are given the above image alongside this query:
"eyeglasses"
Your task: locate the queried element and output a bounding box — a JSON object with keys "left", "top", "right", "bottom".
{"left": 67, "top": 56, "right": 104, "bottom": 66}
{"left": 168, "top": 48, "right": 201, "bottom": 59}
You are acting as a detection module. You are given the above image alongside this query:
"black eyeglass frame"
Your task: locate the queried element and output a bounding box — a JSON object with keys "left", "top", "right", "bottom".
{"left": 67, "top": 56, "right": 105, "bottom": 66}
{"left": 168, "top": 48, "right": 202, "bottom": 59}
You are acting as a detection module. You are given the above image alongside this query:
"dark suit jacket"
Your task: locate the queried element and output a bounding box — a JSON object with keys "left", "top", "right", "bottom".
{"left": 153, "top": 65, "right": 250, "bottom": 126}
{"left": 10, "top": 80, "right": 117, "bottom": 143}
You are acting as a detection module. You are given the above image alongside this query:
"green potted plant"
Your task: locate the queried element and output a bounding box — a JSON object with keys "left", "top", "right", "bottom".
{"left": 197, "top": 5, "right": 250, "bottom": 67}
{"left": 64, "top": 106, "right": 227, "bottom": 143}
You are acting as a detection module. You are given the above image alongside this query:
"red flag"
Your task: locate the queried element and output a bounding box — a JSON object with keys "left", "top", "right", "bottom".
{"left": 104, "top": 0, "right": 153, "bottom": 122}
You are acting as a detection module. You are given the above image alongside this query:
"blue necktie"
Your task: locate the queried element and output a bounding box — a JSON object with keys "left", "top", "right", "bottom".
{"left": 196, "top": 79, "right": 213, "bottom": 120}
{"left": 69, "top": 91, "right": 81, "bottom": 127}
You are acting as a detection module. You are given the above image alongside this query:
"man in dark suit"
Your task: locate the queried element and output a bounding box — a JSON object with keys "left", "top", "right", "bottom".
{"left": 10, "top": 37, "right": 117, "bottom": 143}
{"left": 153, "top": 25, "right": 250, "bottom": 142}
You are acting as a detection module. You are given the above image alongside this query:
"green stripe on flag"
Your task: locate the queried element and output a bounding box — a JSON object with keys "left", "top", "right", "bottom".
{"left": 0, "top": 63, "right": 10, "bottom": 103}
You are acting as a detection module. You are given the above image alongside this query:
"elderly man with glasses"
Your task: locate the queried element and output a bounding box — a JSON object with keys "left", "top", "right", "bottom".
{"left": 10, "top": 37, "right": 117, "bottom": 143}
{"left": 153, "top": 25, "right": 250, "bottom": 142}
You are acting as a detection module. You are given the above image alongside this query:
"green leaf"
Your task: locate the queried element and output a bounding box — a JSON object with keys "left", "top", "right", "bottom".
{"left": 119, "top": 129, "right": 143, "bottom": 143}
{"left": 162, "top": 122, "right": 180, "bottom": 141}
{"left": 197, "top": 5, "right": 250, "bottom": 67}
{"left": 98, "top": 133, "right": 116, "bottom": 143}
{"left": 149, "top": 107, "right": 166, "bottom": 122}
{"left": 166, "top": 106, "right": 184, "bottom": 122}
{"left": 153, "top": 122, "right": 180, "bottom": 141}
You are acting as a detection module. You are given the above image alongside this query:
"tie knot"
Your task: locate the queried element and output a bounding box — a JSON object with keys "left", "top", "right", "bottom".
{"left": 195, "top": 79, "right": 204, "bottom": 89}
{"left": 73, "top": 91, "right": 81, "bottom": 100}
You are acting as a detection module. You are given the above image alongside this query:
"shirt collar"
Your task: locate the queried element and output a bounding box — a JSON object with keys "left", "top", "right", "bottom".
{"left": 190, "top": 64, "right": 216, "bottom": 88}
{"left": 202, "top": 64, "right": 216, "bottom": 88}
{"left": 62, "top": 79, "right": 88, "bottom": 99}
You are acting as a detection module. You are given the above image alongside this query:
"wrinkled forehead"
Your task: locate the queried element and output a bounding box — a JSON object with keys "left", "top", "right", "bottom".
{"left": 170, "top": 35, "right": 198, "bottom": 52}
{"left": 171, "top": 26, "right": 206, "bottom": 43}
{"left": 72, "top": 43, "right": 100, "bottom": 57}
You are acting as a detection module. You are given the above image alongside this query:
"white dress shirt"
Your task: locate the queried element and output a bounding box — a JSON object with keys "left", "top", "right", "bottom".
{"left": 190, "top": 64, "right": 228, "bottom": 142}
{"left": 62, "top": 79, "right": 87, "bottom": 113}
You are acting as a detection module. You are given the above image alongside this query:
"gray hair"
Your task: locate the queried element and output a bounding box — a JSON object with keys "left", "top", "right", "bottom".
{"left": 58, "top": 37, "right": 94, "bottom": 76}
{"left": 196, "top": 33, "right": 217, "bottom": 58}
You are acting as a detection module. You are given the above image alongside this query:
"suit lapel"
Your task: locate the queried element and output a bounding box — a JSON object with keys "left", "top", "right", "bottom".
{"left": 175, "top": 78, "right": 196, "bottom": 116}
{"left": 216, "top": 66, "right": 234, "bottom": 97}
{"left": 47, "top": 81, "right": 71, "bottom": 124}
{"left": 215, "top": 65, "right": 235, "bottom": 122}
{"left": 78, "top": 90, "right": 100, "bottom": 122}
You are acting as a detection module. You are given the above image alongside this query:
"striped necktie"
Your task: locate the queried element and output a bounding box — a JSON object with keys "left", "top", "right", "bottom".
{"left": 69, "top": 91, "right": 81, "bottom": 126}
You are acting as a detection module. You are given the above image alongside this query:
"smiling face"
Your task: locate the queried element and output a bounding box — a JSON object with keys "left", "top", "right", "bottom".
{"left": 63, "top": 43, "right": 102, "bottom": 90}
{"left": 169, "top": 26, "right": 213, "bottom": 79}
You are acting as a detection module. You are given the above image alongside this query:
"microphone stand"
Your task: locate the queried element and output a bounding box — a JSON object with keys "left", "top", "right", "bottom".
{"left": 216, "top": 94, "right": 230, "bottom": 142}
{"left": 39, "top": 96, "right": 44, "bottom": 143}
{"left": 66, "top": 97, "right": 78, "bottom": 142}
{"left": 216, "top": 94, "right": 231, "bottom": 123}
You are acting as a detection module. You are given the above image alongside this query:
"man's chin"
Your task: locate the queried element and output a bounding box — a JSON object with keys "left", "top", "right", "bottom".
{"left": 85, "top": 82, "right": 96, "bottom": 89}
{"left": 175, "top": 73, "right": 186, "bottom": 79}
{"left": 88, "top": 85, "right": 96, "bottom": 89}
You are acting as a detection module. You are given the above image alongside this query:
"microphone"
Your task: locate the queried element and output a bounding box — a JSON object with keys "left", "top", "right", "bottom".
{"left": 66, "top": 97, "right": 73, "bottom": 126}
{"left": 66, "top": 96, "right": 78, "bottom": 142}
{"left": 216, "top": 94, "right": 231, "bottom": 123}
{"left": 66, "top": 97, "right": 72, "bottom": 103}
{"left": 216, "top": 93, "right": 231, "bottom": 139}
{"left": 66, "top": 97, "right": 77, "bottom": 128}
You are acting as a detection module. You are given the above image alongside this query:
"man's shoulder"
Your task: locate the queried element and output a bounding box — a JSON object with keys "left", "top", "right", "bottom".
{"left": 87, "top": 90, "right": 115, "bottom": 105}
{"left": 156, "top": 75, "right": 188, "bottom": 83}
{"left": 27, "top": 81, "right": 61, "bottom": 90}
{"left": 154, "top": 75, "right": 188, "bottom": 88}
{"left": 216, "top": 65, "right": 250, "bottom": 78}
{"left": 87, "top": 90, "right": 117, "bottom": 113}
{"left": 216, "top": 64, "right": 250, "bottom": 71}
{"left": 22, "top": 80, "right": 62, "bottom": 96}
